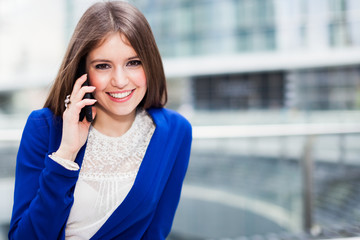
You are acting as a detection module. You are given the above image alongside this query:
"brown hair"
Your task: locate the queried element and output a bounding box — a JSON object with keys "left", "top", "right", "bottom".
{"left": 44, "top": 1, "right": 167, "bottom": 116}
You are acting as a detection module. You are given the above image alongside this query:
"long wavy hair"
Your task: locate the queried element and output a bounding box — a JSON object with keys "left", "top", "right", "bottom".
{"left": 44, "top": 1, "right": 167, "bottom": 116}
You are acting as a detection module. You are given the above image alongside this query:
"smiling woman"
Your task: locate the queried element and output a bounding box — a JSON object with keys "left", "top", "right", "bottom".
{"left": 8, "top": 1, "right": 192, "bottom": 240}
{"left": 85, "top": 33, "right": 148, "bottom": 135}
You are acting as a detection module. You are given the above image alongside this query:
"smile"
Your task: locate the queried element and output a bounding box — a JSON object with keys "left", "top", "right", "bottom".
{"left": 108, "top": 90, "right": 133, "bottom": 99}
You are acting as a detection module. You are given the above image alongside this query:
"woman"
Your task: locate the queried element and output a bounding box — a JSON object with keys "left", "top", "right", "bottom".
{"left": 8, "top": 1, "right": 192, "bottom": 239}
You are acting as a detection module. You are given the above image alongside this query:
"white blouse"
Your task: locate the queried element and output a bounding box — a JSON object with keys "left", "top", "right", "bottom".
{"left": 51, "top": 109, "right": 155, "bottom": 239}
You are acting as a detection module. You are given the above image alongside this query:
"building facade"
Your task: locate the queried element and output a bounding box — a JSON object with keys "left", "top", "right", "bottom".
{"left": 1, "top": 0, "right": 360, "bottom": 114}
{"left": 132, "top": 0, "right": 360, "bottom": 112}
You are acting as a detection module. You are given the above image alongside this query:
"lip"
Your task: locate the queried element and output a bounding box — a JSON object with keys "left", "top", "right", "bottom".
{"left": 107, "top": 89, "right": 135, "bottom": 103}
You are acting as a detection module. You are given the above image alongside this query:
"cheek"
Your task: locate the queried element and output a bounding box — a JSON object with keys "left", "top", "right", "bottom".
{"left": 133, "top": 70, "right": 147, "bottom": 88}
{"left": 88, "top": 73, "right": 106, "bottom": 89}
{"left": 88, "top": 74, "right": 109, "bottom": 100}
{"left": 90, "top": 80, "right": 104, "bottom": 90}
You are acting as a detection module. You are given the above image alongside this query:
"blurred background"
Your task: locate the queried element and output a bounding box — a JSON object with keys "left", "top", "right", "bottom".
{"left": 1, "top": 0, "right": 360, "bottom": 239}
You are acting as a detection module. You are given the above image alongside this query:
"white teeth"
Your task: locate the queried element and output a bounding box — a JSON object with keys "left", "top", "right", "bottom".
{"left": 109, "top": 90, "right": 132, "bottom": 99}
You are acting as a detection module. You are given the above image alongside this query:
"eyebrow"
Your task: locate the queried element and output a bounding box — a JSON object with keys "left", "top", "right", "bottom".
{"left": 89, "top": 56, "right": 140, "bottom": 64}
{"left": 128, "top": 56, "right": 140, "bottom": 60}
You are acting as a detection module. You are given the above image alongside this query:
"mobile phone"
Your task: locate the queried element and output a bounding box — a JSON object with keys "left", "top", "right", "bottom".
{"left": 76, "top": 58, "right": 94, "bottom": 122}
{"left": 79, "top": 79, "right": 94, "bottom": 122}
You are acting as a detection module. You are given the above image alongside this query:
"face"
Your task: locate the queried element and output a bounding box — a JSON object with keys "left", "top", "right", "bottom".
{"left": 86, "top": 32, "right": 147, "bottom": 121}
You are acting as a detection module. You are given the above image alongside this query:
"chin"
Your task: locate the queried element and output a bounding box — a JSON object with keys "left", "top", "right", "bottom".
{"left": 113, "top": 107, "right": 138, "bottom": 117}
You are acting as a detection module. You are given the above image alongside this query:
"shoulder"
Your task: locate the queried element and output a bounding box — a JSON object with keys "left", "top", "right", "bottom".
{"left": 147, "top": 108, "right": 192, "bottom": 147}
{"left": 28, "top": 108, "right": 54, "bottom": 121}
{"left": 24, "top": 108, "right": 60, "bottom": 133}
{"left": 18, "top": 108, "right": 60, "bottom": 157}
{"left": 147, "top": 108, "right": 192, "bottom": 133}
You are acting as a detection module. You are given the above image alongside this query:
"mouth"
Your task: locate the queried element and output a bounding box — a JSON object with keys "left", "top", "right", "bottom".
{"left": 108, "top": 90, "right": 134, "bottom": 99}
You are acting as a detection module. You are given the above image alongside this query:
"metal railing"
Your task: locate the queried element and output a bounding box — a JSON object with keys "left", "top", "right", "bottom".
{"left": 174, "top": 122, "right": 360, "bottom": 239}
{"left": 195, "top": 123, "right": 360, "bottom": 233}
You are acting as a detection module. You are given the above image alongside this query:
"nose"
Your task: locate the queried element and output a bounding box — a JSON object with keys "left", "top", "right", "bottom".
{"left": 111, "top": 67, "right": 129, "bottom": 88}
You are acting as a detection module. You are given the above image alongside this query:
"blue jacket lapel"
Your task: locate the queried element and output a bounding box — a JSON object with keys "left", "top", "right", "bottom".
{"left": 90, "top": 108, "right": 169, "bottom": 239}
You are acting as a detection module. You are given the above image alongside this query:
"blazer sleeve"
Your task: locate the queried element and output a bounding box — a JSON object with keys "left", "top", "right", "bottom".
{"left": 142, "top": 118, "right": 192, "bottom": 239}
{"left": 8, "top": 110, "right": 80, "bottom": 240}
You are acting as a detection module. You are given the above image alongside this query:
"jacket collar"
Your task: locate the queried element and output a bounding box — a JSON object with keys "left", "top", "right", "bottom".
{"left": 90, "top": 108, "right": 169, "bottom": 239}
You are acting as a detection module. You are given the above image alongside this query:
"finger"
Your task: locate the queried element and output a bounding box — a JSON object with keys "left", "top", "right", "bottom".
{"left": 72, "top": 86, "right": 96, "bottom": 103}
{"left": 75, "top": 99, "right": 97, "bottom": 111}
{"left": 71, "top": 74, "right": 88, "bottom": 97}
{"left": 64, "top": 99, "right": 97, "bottom": 121}
{"left": 63, "top": 85, "right": 95, "bottom": 115}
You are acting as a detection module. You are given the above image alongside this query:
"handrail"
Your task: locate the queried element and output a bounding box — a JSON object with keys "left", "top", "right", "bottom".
{"left": 193, "top": 123, "right": 360, "bottom": 139}
{"left": 191, "top": 122, "right": 360, "bottom": 237}
{"left": 1, "top": 123, "right": 360, "bottom": 142}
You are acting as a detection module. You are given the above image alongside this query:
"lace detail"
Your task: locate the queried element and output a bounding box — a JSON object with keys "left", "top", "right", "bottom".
{"left": 65, "top": 109, "right": 155, "bottom": 238}
{"left": 80, "top": 109, "right": 155, "bottom": 180}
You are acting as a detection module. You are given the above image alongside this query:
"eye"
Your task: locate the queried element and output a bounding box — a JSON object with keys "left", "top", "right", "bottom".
{"left": 127, "top": 60, "right": 142, "bottom": 67}
{"left": 95, "top": 64, "right": 111, "bottom": 70}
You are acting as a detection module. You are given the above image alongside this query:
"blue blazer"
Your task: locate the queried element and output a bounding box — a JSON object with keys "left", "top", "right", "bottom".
{"left": 8, "top": 107, "right": 192, "bottom": 240}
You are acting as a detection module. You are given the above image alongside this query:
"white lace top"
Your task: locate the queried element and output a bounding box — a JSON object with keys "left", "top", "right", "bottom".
{"left": 59, "top": 109, "right": 155, "bottom": 239}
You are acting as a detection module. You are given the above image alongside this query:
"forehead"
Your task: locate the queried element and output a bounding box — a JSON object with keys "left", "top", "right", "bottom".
{"left": 88, "top": 32, "right": 136, "bottom": 59}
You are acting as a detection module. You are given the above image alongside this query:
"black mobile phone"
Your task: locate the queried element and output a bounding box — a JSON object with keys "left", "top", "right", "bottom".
{"left": 79, "top": 79, "right": 94, "bottom": 122}
{"left": 77, "top": 58, "right": 94, "bottom": 122}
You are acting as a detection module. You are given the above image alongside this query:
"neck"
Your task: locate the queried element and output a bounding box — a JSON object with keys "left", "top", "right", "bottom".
{"left": 92, "top": 109, "right": 137, "bottom": 137}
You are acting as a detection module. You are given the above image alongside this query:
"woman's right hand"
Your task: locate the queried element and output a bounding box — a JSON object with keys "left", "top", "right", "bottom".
{"left": 55, "top": 74, "right": 97, "bottom": 161}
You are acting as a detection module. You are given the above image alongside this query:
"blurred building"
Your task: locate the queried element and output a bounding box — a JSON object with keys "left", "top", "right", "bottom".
{"left": 1, "top": 0, "right": 360, "bottom": 115}
{"left": 0, "top": 0, "right": 98, "bottom": 116}
{"left": 133, "top": 0, "right": 360, "bottom": 113}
